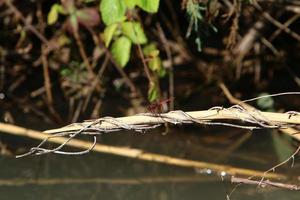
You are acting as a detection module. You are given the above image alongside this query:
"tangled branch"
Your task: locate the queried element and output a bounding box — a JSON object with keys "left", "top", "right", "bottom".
{"left": 17, "top": 104, "right": 300, "bottom": 158}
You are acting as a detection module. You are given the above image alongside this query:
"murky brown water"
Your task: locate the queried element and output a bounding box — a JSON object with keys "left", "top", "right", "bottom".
{"left": 0, "top": 124, "right": 299, "bottom": 200}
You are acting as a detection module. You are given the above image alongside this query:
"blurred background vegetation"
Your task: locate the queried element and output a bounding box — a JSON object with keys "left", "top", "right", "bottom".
{"left": 0, "top": 0, "right": 299, "bottom": 125}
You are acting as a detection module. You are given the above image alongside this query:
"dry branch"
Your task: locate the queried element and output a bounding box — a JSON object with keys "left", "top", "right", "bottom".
{"left": 44, "top": 109, "right": 300, "bottom": 135}
{"left": 10, "top": 91, "right": 299, "bottom": 157}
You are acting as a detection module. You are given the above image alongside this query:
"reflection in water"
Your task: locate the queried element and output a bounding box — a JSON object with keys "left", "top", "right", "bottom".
{"left": 0, "top": 127, "right": 299, "bottom": 200}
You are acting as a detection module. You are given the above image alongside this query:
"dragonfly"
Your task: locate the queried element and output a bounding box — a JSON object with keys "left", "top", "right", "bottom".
{"left": 146, "top": 98, "right": 174, "bottom": 113}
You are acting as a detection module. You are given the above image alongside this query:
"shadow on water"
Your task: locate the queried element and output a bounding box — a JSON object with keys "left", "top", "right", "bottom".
{"left": 0, "top": 123, "right": 300, "bottom": 200}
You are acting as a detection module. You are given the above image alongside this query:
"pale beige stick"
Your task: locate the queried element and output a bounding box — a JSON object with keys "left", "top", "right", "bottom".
{"left": 45, "top": 110, "right": 300, "bottom": 134}
{"left": 0, "top": 123, "right": 284, "bottom": 179}
{"left": 219, "top": 83, "right": 300, "bottom": 141}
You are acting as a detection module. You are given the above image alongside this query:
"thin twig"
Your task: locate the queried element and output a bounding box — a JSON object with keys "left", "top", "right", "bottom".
{"left": 156, "top": 23, "right": 174, "bottom": 110}
{"left": 73, "top": 30, "right": 94, "bottom": 76}
{"left": 41, "top": 45, "right": 53, "bottom": 105}
{"left": 259, "top": 145, "right": 300, "bottom": 185}
{"left": 253, "top": 2, "right": 300, "bottom": 42}
{"left": 231, "top": 176, "right": 300, "bottom": 190}
{"left": 269, "top": 13, "right": 300, "bottom": 41}
{"left": 4, "top": 0, "right": 51, "bottom": 46}
{"left": 98, "top": 39, "right": 139, "bottom": 96}
{"left": 242, "top": 92, "right": 300, "bottom": 103}
{"left": 131, "top": 18, "right": 153, "bottom": 85}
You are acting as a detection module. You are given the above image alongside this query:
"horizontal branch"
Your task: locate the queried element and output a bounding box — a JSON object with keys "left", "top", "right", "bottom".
{"left": 45, "top": 109, "right": 300, "bottom": 134}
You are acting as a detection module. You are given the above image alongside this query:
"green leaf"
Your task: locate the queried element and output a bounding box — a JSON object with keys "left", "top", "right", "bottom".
{"left": 102, "top": 23, "right": 118, "bottom": 47}
{"left": 158, "top": 66, "right": 166, "bottom": 77}
{"left": 149, "top": 57, "right": 166, "bottom": 77}
{"left": 124, "top": 0, "right": 137, "bottom": 9}
{"left": 256, "top": 93, "right": 274, "bottom": 110}
{"left": 56, "top": 4, "right": 66, "bottom": 14}
{"left": 143, "top": 43, "right": 158, "bottom": 57}
{"left": 149, "top": 49, "right": 159, "bottom": 57}
{"left": 148, "top": 83, "right": 159, "bottom": 102}
{"left": 57, "top": 34, "right": 71, "bottom": 46}
{"left": 148, "top": 57, "right": 160, "bottom": 71}
{"left": 136, "top": 0, "right": 160, "bottom": 13}
{"left": 100, "top": 0, "right": 126, "bottom": 26}
{"left": 111, "top": 36, "right": 132, "bottom": 67}
{"left": 48, "top": 4, "right": 60, "bottom": 25}
{"left": 143, "top": 43, "right": 165, "bottom": 77}
{"left": 121, "top": 21, "right": 147, "bottom": 44}
{"left": 60, "top": 68, "right": 72, "bottom": 77}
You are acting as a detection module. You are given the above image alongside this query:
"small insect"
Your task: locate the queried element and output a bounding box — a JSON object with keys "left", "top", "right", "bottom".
{"left": 147, "top": 98, "right": 173, "bottom": 113}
